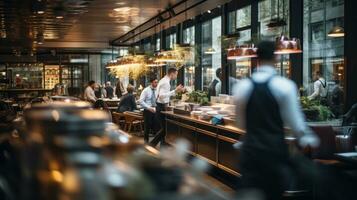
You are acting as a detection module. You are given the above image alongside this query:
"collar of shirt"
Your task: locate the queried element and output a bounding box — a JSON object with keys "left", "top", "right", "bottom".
{"left": 252, "top": 65, "right": 277, "bottom": 82}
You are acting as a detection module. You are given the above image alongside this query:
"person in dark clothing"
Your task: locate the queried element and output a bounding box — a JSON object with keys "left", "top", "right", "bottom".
{"left": 115, "top": 79, "right": 125, "bottom": 98}
{"left": 117, "top": 84, "right": 137, "bottom": 113}
{"left": 342, "top": 103, "right": 357, "bottom": 126}
{"left": 207, "top": 68, "right": 222, "bottom": 98}
{"left": 234, "top": 41, "right": 320, "bottom": 200}
{"left": 329, "top": 80, "right": 344, "bottom": 117}
{"left": 105, "top": 81, "right": 114, "bottom": 99}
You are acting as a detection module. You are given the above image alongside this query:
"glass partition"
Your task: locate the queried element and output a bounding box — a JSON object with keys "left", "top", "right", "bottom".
{"left": 202, "top": 16, "right": 222, "bottom": 96}
{"left": 303, "top": 0, "right": 345, "bottom": 117}
{"left": 183, "top": 26, "right": 195, "bottom": 91}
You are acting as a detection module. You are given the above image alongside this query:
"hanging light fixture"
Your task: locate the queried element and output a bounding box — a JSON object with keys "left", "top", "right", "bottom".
{"left": 227, "top": 45, "right": 257, "bottom": 60}
{"left": 274, "top": 35, "right": 302, "bottom": 54}
{"left": 204, "top": 47, "right": 216, "bottom": 54}
{"left": 327, "top": 26, "right": 344, "bottom": 38}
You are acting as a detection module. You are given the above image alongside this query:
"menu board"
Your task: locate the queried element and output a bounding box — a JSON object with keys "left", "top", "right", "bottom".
{"left": 44, "top": 65, "right": 60, "bottom": 89}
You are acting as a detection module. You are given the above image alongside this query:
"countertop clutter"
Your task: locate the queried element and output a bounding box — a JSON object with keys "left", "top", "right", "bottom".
{"left": 2, "top": 101, "right": 233, "bottom": 200}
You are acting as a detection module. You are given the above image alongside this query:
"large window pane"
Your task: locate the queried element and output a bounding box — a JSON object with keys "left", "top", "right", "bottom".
{"left": 236, "top": 5, "right": 251, "bottom": 28}
{"left": 183, "top": 26, "right": 195, "bottom": 90}
{"left": 303, "top": 0, "right": 345, "bottom": 116}
{"left": 202, "top": 16, "right": 222, "bottom": 96}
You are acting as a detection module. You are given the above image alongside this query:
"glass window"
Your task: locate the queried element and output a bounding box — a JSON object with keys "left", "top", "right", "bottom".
{"left": 166, "top": 33, "right": 176, "bottom": 49}
{"left": 303, "top": 0, "right": 345, "bottom": 114}
{"left": 201, "top": 16, "right": 222, "bottom": 96}
{"left": 236, "top": 5, "right": 251, "bottom": 29}
{"left": 259, "top": 0, "right": 290, "bottom": 38}
{"left": 183, "top": 26, "right": 195, "bottom": 90}
{"left": 156, "top": 38, "right": 160, "bottom": 51}
{"left": 183, "top": 26, "right": 195, "bottom": 45}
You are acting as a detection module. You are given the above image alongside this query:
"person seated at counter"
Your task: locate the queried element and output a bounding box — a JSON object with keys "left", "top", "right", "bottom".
{"left": 139, "top": 77, "right": 159, "bottom": 143}
{"left": 233, "top": 41, "right": 320, "bottom": 200}
{"left": 117, "top": 84, "right": 137, "bottom": 113}
{"left": 84, "top": 80, "right": 97, "bottom": 103}
{"left": 105, "top": 81, "right": 114, "bottom": 99}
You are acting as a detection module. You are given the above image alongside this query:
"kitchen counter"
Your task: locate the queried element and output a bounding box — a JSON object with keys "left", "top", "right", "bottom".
{"left": 162, "top": 111, "right": 244, "bottom": 177}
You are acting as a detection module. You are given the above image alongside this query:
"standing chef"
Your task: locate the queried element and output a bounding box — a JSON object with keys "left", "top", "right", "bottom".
{"left": 149, "top": 68, "right": 184, "bottom": 147}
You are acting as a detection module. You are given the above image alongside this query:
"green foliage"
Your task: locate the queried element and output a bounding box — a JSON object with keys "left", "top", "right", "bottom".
{"left": 186, "top": 90, "right": 209, "bottom": 106}
{"left": 300, "top": 96, "right": 334, "bottom": 121}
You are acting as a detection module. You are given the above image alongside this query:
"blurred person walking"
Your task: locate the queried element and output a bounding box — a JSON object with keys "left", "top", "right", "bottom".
{"left": 233, "top": 41, "right": 319, "bottom": 200}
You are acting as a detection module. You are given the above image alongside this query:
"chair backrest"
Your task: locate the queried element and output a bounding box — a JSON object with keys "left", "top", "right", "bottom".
{"left": 310, "top": 125, "right": 336, "bottom": 159}
{"left": 123, "top": 112, "right": 143, "bottom": 123}
{"left": 112, "top": 112, "right": 124, "bottom": 124}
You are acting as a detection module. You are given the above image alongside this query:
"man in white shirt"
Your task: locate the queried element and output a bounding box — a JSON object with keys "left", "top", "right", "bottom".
{"left": 308, "top": 71, "right": 328, "bottom": 101}
{"left": 139, "top": 77, "right": 159, "bottom": 143}
{"left": 149, "top": 68, "right": 184, "bottom": 147}
{"left": 233, "top": 41, "right": 319, "bottom": 200}
{"left": 84, "top": 80, "right": 97, "bottom": 103}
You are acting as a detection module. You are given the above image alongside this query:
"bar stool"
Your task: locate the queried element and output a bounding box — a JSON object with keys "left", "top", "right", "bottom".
{"left": 123, "top": 111, "right": 144, "bottom": 135}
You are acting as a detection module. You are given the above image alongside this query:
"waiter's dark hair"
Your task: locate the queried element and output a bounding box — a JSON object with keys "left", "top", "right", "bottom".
{"left": 88, "top": 80, "right": 95, "bottom": 86}
{"left": 149, "top": 77, "right": 158, "bottom": 83}
{"left": 257, "top": 41, "right": 275, "bottom": 61}
{"left": 167, "top": 67, "right": 178, "bottom": 74}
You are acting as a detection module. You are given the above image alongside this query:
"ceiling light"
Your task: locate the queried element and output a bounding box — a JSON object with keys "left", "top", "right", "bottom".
{"left": 207, "top": 10, "right": 211, "bottom": 14}
{"left": 327, "top": 26, "right": 344, "bottom": 37}
{"left": 37, "top": 10, "right": 45, "bottom": 14}
{"left": 204, "top": 48, "right": 216, "bottom": 54}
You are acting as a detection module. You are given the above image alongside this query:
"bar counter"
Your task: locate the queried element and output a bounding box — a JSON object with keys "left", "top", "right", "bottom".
{"left": 163, "top": 111, "right": 245, "bottom": 177}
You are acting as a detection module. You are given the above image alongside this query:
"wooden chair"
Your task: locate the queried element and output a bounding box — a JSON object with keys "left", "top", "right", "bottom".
{"left": 123, "top": 111, "right": 144, "bottom": 135}
{"left": 112, "top": 112, "right": 126, "bottom": 129}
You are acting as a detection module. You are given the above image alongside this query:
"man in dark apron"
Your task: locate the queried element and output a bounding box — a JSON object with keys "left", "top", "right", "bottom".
{"left": 233, "top": 41, "right": 320, "bottom": 200}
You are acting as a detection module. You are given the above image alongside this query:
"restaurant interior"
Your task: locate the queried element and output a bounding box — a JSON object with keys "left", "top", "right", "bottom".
{"left": 0, "top": 0, "right": 357, "bottom": 200}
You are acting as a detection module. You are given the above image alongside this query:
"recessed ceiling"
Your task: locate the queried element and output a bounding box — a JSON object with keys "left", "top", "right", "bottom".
{"left": 0, "top": 0, "right": 179, "bottom": 54}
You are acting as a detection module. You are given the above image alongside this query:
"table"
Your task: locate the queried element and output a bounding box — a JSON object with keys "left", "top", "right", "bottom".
{"left": 335, "top": 152, "right": 357, "bottom": 166}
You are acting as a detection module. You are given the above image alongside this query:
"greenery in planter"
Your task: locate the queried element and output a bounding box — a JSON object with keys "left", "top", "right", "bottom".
{"left": 186, "top": 90, "right": 209, "bottom": 106}
{"left": 300, "top": 96, "right": 334, "bottom": 121}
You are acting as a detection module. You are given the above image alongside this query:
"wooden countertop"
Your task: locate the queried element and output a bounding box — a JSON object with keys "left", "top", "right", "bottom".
{"left": 161, "top": 111, "right": 245, "bottom": 135}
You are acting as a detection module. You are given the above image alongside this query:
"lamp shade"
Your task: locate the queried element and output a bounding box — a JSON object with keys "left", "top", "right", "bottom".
{"left": 204, "top": 47, "right": 216, "bottom": 54}
{"left": 327, "top": 26, "right": 344, "bottom": 37}
{"left": 274, "top": 35, "right": 302, "bottom": 55}
{"left": 227, "top": 45, "right": 257, "bottom": 60}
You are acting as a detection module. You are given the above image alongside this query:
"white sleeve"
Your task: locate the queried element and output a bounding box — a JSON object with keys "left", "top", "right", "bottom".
{"left": 139, "top": 88, "right": 150, "bottom": 109}
{"left": 308, "top": 81, "right": 320, "bottom": 99}
{"left": 233, "top": 79, "right": 253, "bottom": 130}
{"left": 158, "top": 83, "right": 175, "bottom": 101}
{"left": 215, "top": 81, "right": 221, "bottom": 95}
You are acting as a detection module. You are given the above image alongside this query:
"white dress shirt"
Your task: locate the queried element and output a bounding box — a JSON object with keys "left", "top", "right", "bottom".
{"left": 84, "top": 86, "right": 96, "bottom": 102}
{"left": 233, "top": 66, "right": 312, "bottom": 139}
{"left": 308, "top": 78, "right": 327, "bottom": 100}
{"left": 157, "top": 76, "right": 176, "bottom": 104}
{"left": 139, "top": 86, "right": 157, "bottom": 109}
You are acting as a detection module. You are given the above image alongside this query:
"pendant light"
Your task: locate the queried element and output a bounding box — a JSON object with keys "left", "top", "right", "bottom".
{"left": 227, "top": 45, "right": 257, "bottom": 60}
{"left": 204, "top": 47, "right": 217, "bottom": 54}
{"left": 327, "top": 26, "right": 344, "bottom": 38}
{"left": 274, "top": 35, "right": 302, "bottom": 54}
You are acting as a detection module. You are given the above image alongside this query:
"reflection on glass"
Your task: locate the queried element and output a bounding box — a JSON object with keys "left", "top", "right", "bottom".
{"left": 184, "top": 66, "right": 195, "bottom": 91}
{"left": 303, "top": 0, "right": 344, "bottom": 94}
{"left": 166, "top": 33, "right": 176, "bottom": 49}
{"left": 259, "top": 0, "right": 289, "bottom": 38}
{"left": 237, "top": 5, "right": 251, "bottom": 28}
{"left": 183, "top": 26, "right": 195, "bottom": 45}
